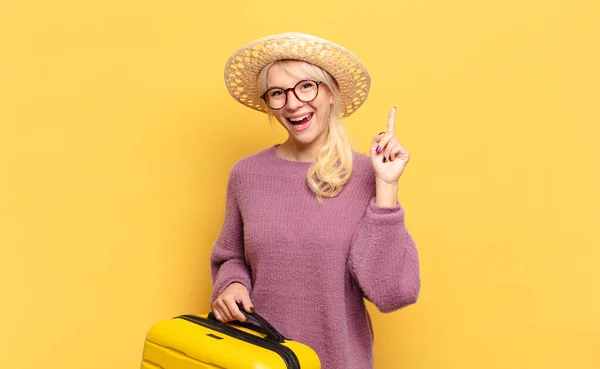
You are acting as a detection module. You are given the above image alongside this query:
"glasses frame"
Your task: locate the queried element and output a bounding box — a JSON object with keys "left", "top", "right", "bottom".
{"left": 260, "top": 80, "right": 323, "bottom": 110}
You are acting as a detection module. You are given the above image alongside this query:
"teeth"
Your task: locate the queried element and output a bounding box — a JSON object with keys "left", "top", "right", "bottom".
{"left": 289, "top": 114, "right": 311, "bottom": 122}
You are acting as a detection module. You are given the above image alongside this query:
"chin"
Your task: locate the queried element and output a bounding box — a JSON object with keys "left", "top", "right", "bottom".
{"left": 288, "top": 120, "right": 326, "bottom": 146}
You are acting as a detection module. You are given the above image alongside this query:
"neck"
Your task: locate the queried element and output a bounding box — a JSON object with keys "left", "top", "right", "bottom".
{"left": 277, "top": 128, "right": 330, "bottom": 162}
{"left": 277, "top": 140, "right": 321, "bottom": 162}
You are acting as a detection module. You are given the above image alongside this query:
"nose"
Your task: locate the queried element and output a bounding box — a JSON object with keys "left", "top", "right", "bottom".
{"left": 285, "top": 89, "right": 304, "bottom": 110}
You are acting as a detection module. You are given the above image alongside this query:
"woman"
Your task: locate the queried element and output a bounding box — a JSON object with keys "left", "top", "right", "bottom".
{"left": 209, "top": 32, "right": 420, "bottom": 369}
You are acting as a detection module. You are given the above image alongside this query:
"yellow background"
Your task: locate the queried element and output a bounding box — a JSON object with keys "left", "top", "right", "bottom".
{"left": 1, "top": 0, "right": 598, "bottom": 368}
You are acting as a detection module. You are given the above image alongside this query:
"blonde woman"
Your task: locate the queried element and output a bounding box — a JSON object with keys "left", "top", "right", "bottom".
{"left": 209, "top": 33, "right": 420, "bottom": 369}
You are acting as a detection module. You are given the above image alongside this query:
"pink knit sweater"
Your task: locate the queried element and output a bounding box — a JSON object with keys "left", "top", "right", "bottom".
{"left": 209, "top": 145, "right": 420, "bottom": 369}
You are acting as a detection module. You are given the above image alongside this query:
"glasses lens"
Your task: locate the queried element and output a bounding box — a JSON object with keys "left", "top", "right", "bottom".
{"left": 265, "top": 88, "right": 286, "bottom": 109}
{"left": 263, "top": 81, "right": 319, "bottom": 109}
{"left": 294, "top": 81, "right": 318, "bottom": 102}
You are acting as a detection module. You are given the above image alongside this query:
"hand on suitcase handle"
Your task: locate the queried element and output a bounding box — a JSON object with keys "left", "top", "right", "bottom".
{"left": 210, "top": 283, "right": 286, "bottom": 343}
{"left": 208, "top": 303, "right": 286, "bottom": 343}
{"left": 211, "top": 282, "right": 254, "bottom": 323}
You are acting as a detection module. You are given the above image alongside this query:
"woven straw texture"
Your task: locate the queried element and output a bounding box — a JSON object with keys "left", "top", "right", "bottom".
{"left": 224, "top": 33, "right": 371, "bottom": 118}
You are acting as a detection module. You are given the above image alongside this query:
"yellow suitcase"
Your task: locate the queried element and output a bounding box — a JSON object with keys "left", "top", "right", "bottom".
{"left": 140, "top": 307, "right": 321, "bottom": 369}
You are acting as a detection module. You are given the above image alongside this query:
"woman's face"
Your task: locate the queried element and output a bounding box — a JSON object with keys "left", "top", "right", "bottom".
{"left": 265, "top": 63, "right": 333, "bottom": 149}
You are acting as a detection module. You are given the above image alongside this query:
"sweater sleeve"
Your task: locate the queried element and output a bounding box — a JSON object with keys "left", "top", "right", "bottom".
{"left": 209, "top": 165, "right": 252, "bottom": 304}
{"left": 347, "top": 198, "right": 421, "bottom": 313}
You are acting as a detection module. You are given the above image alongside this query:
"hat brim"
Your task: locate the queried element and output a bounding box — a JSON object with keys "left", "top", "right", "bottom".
{"left": 224, "top": 32, "right": 371, "bottom": 118}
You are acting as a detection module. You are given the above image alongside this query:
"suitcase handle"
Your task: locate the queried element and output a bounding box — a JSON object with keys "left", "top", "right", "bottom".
{"left": 207, "top": 304, "right": 286, "bottom": 343}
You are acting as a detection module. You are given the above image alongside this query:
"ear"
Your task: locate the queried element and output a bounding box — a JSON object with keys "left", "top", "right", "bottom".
{"left": 323, "top": 84, "right": 335, "bottom": 105}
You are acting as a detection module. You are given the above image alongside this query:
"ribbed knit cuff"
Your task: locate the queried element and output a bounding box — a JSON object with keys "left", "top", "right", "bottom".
{"left": 210, "top": 261, "right": 253, "bottom": 304}
{"left": 368, "top": 198, "right": 405, "bottom": 218}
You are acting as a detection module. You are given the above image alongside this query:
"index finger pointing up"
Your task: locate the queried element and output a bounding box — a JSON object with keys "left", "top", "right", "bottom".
{"left": 387, "top": 106, "right": 396, "bottom": 133}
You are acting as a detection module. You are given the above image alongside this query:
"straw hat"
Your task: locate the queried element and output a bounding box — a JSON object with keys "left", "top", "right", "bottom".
{"left": 224, "top": 32, "right": 371, "bottom": 118}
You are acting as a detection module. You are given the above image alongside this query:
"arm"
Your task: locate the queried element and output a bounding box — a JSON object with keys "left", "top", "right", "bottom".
{"left": 209, "top": 165, "right": 252, "bottom": 304}
{"left": 353, "top": 106, "right": 419, "bottom": 312}
{"left": 347, "top": 198, "right": 421, "bottom": 313}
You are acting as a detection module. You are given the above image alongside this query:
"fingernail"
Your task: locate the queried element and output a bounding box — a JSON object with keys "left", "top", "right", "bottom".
{"left": 376, "top": 146, "right": 382, "bottom": 153}
{"left": 378, "top": 131, "right": 385, "bottom": 135}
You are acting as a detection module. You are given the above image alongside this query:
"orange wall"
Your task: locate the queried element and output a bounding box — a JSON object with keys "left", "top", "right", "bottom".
{"left": 1, "top": 0, "right": 598, "bottom": 368}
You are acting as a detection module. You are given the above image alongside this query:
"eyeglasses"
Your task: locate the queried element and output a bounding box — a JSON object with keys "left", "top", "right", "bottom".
{"left": 260, "top": 80, "right": 323, "bottom": 110}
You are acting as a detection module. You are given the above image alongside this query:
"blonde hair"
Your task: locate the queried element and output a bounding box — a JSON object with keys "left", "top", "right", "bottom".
{"left": 257, "top": 60, "right": 353, "bottom": 202}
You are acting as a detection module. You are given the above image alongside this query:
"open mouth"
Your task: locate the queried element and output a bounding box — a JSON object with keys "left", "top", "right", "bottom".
{"left": 287, "top": 113, "right": 313, "bottom": 125}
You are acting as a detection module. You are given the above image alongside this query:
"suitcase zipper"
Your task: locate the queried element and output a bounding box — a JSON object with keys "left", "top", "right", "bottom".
{"left": 176, "top": 315, "right": 301, "bottom": 369}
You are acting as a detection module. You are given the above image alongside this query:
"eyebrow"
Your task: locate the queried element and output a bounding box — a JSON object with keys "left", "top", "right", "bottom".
{"left": 266, "top": 79, "right": 309, "bottom": 90}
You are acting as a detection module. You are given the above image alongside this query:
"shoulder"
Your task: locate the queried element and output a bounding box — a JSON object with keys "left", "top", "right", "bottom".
{"left": 223, "top": 147, "right": 276, "bottom": 195}
{"left": 225, "top": 145, "right": 285, "bottom": 189}
{"left": 229, "top": 146, "right": 276, "bottom": 175}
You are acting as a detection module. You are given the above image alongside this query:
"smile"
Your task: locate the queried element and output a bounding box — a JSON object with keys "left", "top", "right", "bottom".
{"left": 286, "top": 113, "right": 314, "bottom": 132}
{"left": 287, "top": 113, "right": 313, "bottom": 125}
